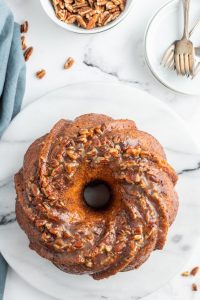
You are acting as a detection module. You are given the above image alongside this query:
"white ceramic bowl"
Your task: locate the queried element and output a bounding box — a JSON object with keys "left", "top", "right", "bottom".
{"left": 40, "top": 0, "right": 134, "bottom": 34}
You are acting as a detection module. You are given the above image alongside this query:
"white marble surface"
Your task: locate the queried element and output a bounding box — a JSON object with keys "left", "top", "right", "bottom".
{"left": 1, "top": 0, "right": 200, "bottom": 299}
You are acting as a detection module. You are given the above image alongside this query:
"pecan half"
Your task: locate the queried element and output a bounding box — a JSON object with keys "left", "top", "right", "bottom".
{"left": 192, "top": 283, "right": 198, "bottom": 291}
{"left": 20, "top": 21, "right": 29, "bottom": 33}
{"left": 191, "top": 266, "right": 199, "bottom": 276}
{"left": 24, "top": 47, "right": 33, "bottom": 61}
{"left": 36, "top": 69, "right": 46, "bottom": 79}
{"left": 64, "top": 57, "right": 75, "bottom": 69}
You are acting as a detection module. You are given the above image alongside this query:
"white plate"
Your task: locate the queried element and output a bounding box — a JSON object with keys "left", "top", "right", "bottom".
{"left": 40, "top": 0, "right": 134, "bottom": 34}
{"left": 145, "top": 0, "right": 200, "bottom": 95}
{"left": 1, "top": 82, "right": 200, "bottom": 300}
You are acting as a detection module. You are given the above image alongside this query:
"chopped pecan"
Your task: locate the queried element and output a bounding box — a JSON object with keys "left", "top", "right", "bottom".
{"left": 133, "top": 234, "right": 143, "bottom": 241}
{"left": 85, "top": 259, "right": 93, "bottom": 268}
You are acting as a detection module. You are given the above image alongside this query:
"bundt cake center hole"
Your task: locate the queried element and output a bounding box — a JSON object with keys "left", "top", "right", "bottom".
{"left": 83, "top": 180, "right": 112, "bottom": 210}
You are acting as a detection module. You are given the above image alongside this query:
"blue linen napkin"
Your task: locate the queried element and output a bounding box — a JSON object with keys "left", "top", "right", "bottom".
{"left": 0, "top": 0, "right": 26, "bottom": 299}
{"left": 0, "top": 0, "right": 26, "bottom": 136}
{"left": 0, "top": 256, "right": 7, "bottom": 300}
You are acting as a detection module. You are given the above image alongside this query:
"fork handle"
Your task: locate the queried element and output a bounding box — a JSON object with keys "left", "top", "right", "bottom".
{"left": 182, "top": 0, "right": 191, "bottom": 39}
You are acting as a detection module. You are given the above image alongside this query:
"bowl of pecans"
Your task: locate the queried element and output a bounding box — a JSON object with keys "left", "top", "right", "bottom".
{"left": 40, "top": 0, "right": 133, "bottom": 33}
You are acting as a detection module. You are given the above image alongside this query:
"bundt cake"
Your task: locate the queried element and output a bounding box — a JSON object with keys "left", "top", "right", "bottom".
{"left": 15, "top": 113, "right": 178, "bottom": 280}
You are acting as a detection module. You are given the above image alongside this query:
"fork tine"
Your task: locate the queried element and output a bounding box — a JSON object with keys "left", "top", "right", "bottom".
{"left": 196, "top": 65, "right": 200, "bottom": 77}
{"left": 196, "top": 63, "right": 200, "bottom": 76}
{"left": 161, "top": 50, "right": 172, "bottom": 66}
{"left": 175, "top": 54, "right": 181, "bottom": 75}
{"left": 192, "top": 62, "right": 200, "bottom": 79}
{"left": 166, "top": 54, "right": 175, "bottom": 70}
{"left": 180, "top": 54, "right": 185, "bottom": 75}
{"left": 184, "top": 54, "right": 190, "bottom": 76}
{"left": 189, "top": 54, "right": 194, "bottom": 75}
{"left": 161, "top": 44, "right": 174, "bottom": 66}
{"left": 165, "top": 51, "right": 174, "bottom": 68}
{"left": 169, "top": 58, "right": 175, "bottom": 70}
{"left": 167, "top": 57, "right": 174, "bottom": 70}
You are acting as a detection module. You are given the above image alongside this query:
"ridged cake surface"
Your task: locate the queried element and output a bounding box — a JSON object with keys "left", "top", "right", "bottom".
{"left": 15, "top": 114, "right": 178, "bottom": 280}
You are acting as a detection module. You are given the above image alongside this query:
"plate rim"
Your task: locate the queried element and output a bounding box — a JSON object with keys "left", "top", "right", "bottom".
{"left": 3, "top": 81, "right": 200, "bottom": 151}
{"left": 2, "top": 81, "right": 199, "bottom": 144}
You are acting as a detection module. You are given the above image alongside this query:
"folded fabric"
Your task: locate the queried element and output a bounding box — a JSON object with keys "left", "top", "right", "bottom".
{"left": 0, "top": 255, "right": 7, "bottom": 300}
{"left": 0, "top": 0, "right": 26, "bottom": 298}
{"left": 0, "top": 0, "right": 26, "bottom": 136}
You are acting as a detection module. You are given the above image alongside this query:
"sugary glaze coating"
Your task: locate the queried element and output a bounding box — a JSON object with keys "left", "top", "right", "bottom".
{"left": 15, "top": 113, "right": 178, "bottom": 280}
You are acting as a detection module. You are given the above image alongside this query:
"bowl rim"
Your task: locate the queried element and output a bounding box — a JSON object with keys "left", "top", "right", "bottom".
{"left": 39, "top": 0, "right": 134, "bottom": 34}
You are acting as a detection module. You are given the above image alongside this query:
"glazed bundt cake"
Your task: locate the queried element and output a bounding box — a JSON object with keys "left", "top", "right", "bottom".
{"left": 15, "top": 113, "right": 178, "bottom": 280}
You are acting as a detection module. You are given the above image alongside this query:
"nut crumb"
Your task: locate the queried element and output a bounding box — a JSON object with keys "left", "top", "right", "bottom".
{"left": 24, "top": 47, "right": 33, "bottom": 61}
{"left": 85, "top": 259, "right": 93, "bottom": 268}
{"left": 181, "top": 271, "right": 190, "bottom": 277}
{"left": 64, "top": 57, "right": 75, "bottom": 69}
{"left": 133, "top": 235, "right": 142, "bottom": 241}
{"left": 36, "top": 69, "right": 46, "bottom": 79}
{"left": 20, "top": 21, "right": 29, "bottom": 33}
{"left": 191, "top": 266, "right": 199, "bottom": 276}
{"left": 104, "top": 245, "right": 112, "bottom": 253}
{"left": 192, "top": 283, "right": 198, "bottom": 291}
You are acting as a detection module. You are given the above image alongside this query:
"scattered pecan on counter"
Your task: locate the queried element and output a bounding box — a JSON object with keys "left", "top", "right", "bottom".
{"left": 24, "top": 47, "right": 33, "bottom": 61}
{"left": 36, "top": 69, "right": 46, "bottom": 79}
{"left": 64, "top": 57, "right": 75, "bottom": 69}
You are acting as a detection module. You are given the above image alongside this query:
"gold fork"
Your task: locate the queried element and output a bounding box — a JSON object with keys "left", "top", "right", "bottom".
{"left": 174, "top": 0, "right": 194, "bottom": 76}
{"left": 161, "top": 19, "right": 200, "bottom": 70}
{"left": 161, "top": 0, "right": 195, "bottom": 76}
